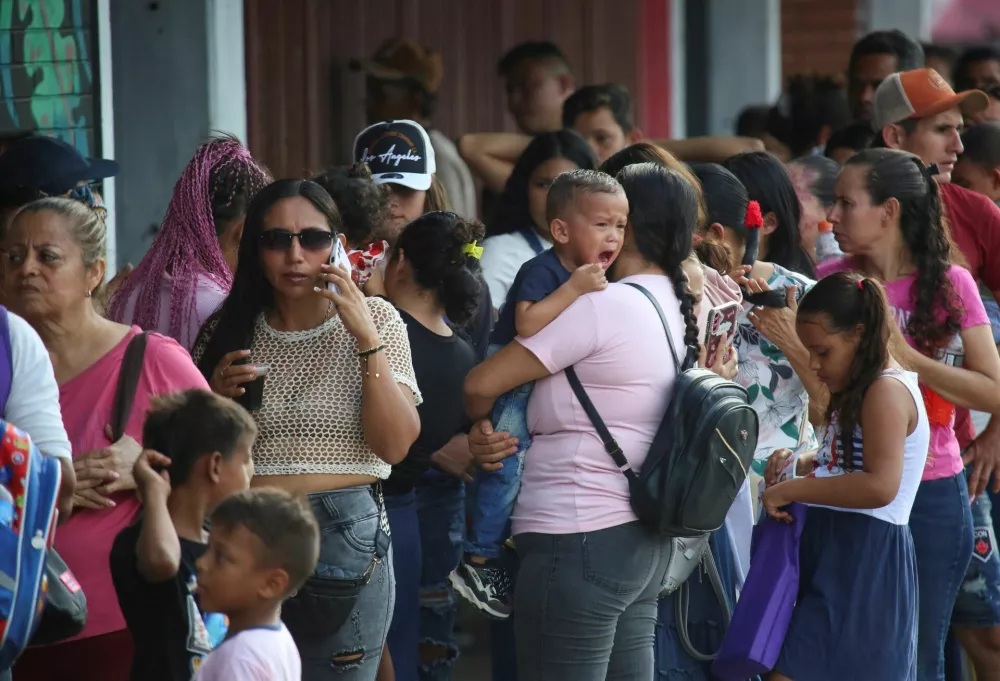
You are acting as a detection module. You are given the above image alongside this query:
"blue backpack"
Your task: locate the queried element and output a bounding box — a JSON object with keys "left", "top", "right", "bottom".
{"left": 0, "top": 308, "right": 63, "bottom": 669}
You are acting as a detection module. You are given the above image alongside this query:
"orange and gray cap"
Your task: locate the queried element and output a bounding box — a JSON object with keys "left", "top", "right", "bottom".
{"left": 873, "top": 68, "right": 990, "bottom": 131}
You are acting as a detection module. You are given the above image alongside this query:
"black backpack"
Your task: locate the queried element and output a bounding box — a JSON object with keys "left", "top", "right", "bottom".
{"left": 565, "top": 283, "right": 758, "bottom": 537}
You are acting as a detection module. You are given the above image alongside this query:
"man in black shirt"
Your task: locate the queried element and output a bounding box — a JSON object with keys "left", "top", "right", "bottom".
{"left": 110, "top": 390, "right": 256, "bottom": 681}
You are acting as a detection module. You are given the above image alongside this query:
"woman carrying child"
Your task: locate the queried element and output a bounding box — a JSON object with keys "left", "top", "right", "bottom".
{"left": 761, "top": 272, "right": 926, "bottom": 680}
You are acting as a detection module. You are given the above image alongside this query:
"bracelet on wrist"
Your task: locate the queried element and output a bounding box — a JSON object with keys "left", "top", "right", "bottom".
{"left": 357, "top": 343, "right": 386, "bottom": 358}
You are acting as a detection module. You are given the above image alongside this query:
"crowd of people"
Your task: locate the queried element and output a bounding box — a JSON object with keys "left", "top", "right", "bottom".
{"left": 2, "top": 24, "right": 1000, "bottom": 681}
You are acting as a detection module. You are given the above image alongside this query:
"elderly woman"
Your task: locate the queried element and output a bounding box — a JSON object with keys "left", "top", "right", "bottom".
{"left": 6, "top": 198, "right": 210, "bottom": 681}
{"left": 194, "top": 179, "right": 420, "bottom": 681}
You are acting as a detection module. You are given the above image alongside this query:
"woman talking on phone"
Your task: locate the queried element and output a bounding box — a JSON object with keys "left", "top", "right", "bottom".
{"left": 194, "top": 179, "right": 421, "bottom": 681}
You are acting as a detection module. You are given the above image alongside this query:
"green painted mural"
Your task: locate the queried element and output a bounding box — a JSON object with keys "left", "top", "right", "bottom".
{"left": 0, "top": 0, "right": 97, "bottom": 155}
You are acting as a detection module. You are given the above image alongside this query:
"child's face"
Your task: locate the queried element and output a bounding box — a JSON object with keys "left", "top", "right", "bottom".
{"left": 796, "top": 313, "right": 861, "bottom": 393}
{"left": 196, "top": 523, "right": 276, "bottom": 615}
{"left": 552, "top": 191, "right": 628, "bottom": 269}
{"left": 214, "top": 437, "right": 254, "bottom": 504}
{"left": 953, "top": 158, "right": 1000, "bottom": 203}
{"left": 571, "top": 106, "right": 630, "bottom": 163}
{"left": 681, "top": 259, "right": 705, "bottom": 320}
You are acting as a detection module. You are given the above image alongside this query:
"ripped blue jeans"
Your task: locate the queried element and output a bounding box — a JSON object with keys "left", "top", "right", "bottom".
{"left": 416, "top": 472, "right": 466, "bottom": 681}
{"left": 953, "top": 488, "right": 1000, "bottom": 628}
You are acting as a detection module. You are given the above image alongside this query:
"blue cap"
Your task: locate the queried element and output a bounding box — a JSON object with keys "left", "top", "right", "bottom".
{"left": 0, "top": 135, "right": 118, "bottom": 195}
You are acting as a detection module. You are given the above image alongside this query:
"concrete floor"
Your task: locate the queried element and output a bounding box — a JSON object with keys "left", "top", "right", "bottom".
{"left": 451, "top": 603, "right": 494, "bottom": 681}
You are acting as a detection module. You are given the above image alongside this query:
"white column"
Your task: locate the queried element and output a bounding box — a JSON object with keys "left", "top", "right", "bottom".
{"left": 864, "top": 0, "right": 933, "bottom": 41}
{"left": 206, "top": 0, "right": 247, "bottom": 144}
{"left": 705, "top": 0, "right": 782, "bottom": 136}
{"left": 96, "top": 0, "right": 116, "bottom": 271}
{"left": 670, "top": 0, "right": 687, "bottom": 140}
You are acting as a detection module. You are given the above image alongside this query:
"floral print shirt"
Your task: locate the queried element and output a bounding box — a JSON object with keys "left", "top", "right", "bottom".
{"left": 735, "top": 264, "right": 817, "bottom": 467}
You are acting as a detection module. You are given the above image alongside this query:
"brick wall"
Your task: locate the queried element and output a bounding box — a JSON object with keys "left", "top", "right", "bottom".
{"left": 782, "top": 0, "right": 861, "bottom": 80}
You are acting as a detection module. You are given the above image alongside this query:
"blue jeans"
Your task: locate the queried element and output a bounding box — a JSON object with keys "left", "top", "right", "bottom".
{"left": 654, "top": 526, "right": 741, "bottom": 680}
{"left": 910, "top": 473, "right": 974, "bottom": 681}
{"left": 465, "top": 346, "right": 532, "bottom": 559}
{"left": 386, "top": 490, "right": 421, "bottom": 681}
{"left": 283, "top": 486, "right": 395, "bottom": 681}
{"left": 953, "top": 488, "right": 1000, "bottom": 627}
{"left": 416, "top": 473, "right": 466, "bottom": 681}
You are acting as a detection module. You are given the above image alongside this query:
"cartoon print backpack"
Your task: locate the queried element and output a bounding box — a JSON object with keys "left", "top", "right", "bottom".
{"left": 0, "top": 307, "right": 64, "bottom": 669}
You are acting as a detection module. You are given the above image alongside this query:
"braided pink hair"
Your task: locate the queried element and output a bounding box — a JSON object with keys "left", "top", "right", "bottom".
{"left": 108, "top": 137, "right": 268, "bottom": 340}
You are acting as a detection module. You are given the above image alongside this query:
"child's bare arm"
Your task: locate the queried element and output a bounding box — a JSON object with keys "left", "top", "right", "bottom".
{"left": 134, "top": 450, "right": 182, "bottom": 583}
{"left": 515, "top": 264, "right": 607, "bottom": 338}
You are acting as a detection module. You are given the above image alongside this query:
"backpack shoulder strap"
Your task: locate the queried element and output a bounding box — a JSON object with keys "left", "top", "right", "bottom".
{"left": 624, "top": 282, "right": 695, "bottom": 371}
{"left": 0, "top": 307, "right": 12, "bottom": 415}
{"left": 110, "top": 332, "right": 149, "bottom": 442}
{"left": 565, "top": 367, "right": 638, "bottom": 482}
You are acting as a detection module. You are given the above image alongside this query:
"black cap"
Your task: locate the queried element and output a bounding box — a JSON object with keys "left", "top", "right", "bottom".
{"left": 0, "top": 135, "right": 118, "bottom": 195}
{"left": 352, "top": 120, "right": 436, "bottom": 191}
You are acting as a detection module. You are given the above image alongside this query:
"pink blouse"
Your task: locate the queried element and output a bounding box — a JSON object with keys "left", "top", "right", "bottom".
{"left": 55, "top": 327, "right": 209, "bottom": 640}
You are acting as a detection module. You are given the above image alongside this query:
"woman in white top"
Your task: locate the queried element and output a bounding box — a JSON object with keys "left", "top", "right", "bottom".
{"left": 479, "top": 130, "right": 596, "bottom": 307}
{"left": 760, "top": 272, "right": 927, "bottom": 681}
{"left": 194, "top": 179, "right": 421, "bottom": 681}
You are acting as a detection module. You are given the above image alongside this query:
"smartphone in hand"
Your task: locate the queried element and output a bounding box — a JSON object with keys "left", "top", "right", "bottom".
{"left": 328, "top": 238, "right": 352, "bottom": 295}
{"left": 704, "top": 301, "right": 740, "bottom": 368}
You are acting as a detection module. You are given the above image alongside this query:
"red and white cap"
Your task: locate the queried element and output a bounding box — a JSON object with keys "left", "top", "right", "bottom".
{"left": 872, "top": 68, "right": 990, "bottom": 131}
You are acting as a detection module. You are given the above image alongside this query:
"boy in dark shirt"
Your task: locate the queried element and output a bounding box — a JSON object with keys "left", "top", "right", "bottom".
{"left": 110, "top": 389, "right": 257, "bottom": 681}
{"left": 450, "top": 168, "right": 628, "bottom": 619}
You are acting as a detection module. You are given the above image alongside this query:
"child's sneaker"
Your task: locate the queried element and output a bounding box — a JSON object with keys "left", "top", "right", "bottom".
{"left": 449, "top": 559, "right": 513, "bottom": 619}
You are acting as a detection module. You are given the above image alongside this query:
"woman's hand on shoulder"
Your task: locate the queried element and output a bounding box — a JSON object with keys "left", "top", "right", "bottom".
{"left": 317, "top": 264, "right": 380, "bottom": 347}
{"left": 468, "top": 420, "right": 518, "bottom": 472}
{"left": 209, "top": 349, "right": 257, "bottom": 397}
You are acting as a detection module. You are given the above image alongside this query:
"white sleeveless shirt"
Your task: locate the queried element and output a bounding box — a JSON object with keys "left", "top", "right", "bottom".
{"left": 808, "top": 369, "right": 929, "bottom": 525}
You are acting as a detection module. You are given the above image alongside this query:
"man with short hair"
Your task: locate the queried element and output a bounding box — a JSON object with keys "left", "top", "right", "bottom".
{"left": 351, "top": 38, "right": 477, "bottom": 220}
{"left": 875, "top": 67, "right": 1000, "bottom": 681}
{"left": 561, "top": 84, "right": 642, "bottom": 163}
{"left": 496, "top": 41, "right": 575, "bottom": 136}
{"left": 955, "top": 46, "right": 1000, "bottom": 92}
{"left": 848, "top": 30, "right": 925, "bottom": 122}
{"left": 955, "top": 122, "right": 1000, "bottom": 203}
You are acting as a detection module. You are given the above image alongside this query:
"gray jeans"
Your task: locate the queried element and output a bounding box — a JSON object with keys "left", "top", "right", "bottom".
{"left": 283, "top": 486, "right": 396, "bottom": 681}
{"left": 514, "top": 521, "right": 671, "bottom": 681}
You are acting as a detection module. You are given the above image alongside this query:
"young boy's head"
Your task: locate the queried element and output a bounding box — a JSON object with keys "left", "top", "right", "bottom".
{"left": 562, "top": 84, "right": 641, "bottom": 163}
{"left": 545, "top": 169, "right": 628, "bottom": 271}
{"left": 196, "top": 488, "right": 319, "bottom": 616}
{"left": 954, "top": 122, "right": 1000, "bottom": 203}
{"left": 142, "top": 389, "right": 257, "bottom": 504}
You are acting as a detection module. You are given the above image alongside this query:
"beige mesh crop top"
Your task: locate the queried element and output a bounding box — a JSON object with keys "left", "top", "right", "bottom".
{"left": 195, "top": 296, "right": 422, "bottom": 478}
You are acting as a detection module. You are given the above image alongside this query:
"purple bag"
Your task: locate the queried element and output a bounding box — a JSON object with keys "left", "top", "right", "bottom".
{"left": 711, "top": 501, "right": 807, "bottom": 680}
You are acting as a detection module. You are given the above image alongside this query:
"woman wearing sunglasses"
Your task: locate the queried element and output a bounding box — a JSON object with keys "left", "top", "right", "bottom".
{"left": 194, "top": 179, "right": 421, "bottom": 681}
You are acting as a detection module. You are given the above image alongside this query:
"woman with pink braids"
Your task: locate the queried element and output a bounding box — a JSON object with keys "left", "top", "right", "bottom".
{"left": 109, "top": 135, "right": 269, "bottom": 350}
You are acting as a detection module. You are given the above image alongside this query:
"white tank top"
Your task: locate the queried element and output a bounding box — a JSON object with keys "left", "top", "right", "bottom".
{"left": 809, "top": 369, "right": 929, "bottom": 525}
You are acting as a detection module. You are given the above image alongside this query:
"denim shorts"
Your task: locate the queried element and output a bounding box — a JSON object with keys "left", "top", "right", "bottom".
{"left": 953, "top": 490, "right": 1000, "bottom": 628}
{"left": 282, "top": 485, "right": 395, "bottom": 681}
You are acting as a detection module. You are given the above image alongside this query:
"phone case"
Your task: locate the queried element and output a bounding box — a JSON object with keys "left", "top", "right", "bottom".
{"left": 704, "top": 302, "right": 741, "bottom": 368}
{"left": 328, "top": 239, "right": 352, "bottom": 295}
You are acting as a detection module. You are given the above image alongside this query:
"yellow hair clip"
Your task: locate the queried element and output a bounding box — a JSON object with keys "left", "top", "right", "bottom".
{"left": 462, "top": 241, "right": 484, "bottom": 260}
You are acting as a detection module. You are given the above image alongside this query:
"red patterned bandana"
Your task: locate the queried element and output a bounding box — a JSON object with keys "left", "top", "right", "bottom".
{"left": 348, "top": 240, "right": 389, "bottom": 287}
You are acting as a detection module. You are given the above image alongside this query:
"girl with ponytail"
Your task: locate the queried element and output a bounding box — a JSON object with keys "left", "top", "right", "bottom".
{"left": 818, "top": 148, "right": 1000, "bottom": 679}
{"left": 760, "top": 272, "right": 926, "bottom": 681}
{"left": 109, "top": 135, "right": 270, "bottom": 350}
{"left": 691, "top": 163, "right": 825, "bottom": 481}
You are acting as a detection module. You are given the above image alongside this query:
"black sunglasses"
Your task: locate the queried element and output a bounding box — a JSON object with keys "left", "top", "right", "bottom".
{"left": 259, "top": 228, "right": 334, "bottom": 252}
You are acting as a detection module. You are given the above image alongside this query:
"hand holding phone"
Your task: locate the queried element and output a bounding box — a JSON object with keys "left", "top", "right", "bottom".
{"left": 327, "top": 239, "right": 352, "bottom": 296}
{"left": 704, "top": 301, "right": 740, "bottom": 368}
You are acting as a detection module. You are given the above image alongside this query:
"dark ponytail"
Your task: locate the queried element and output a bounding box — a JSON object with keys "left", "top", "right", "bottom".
{"left": 393, "top": 211, "right": 485, "bottom": 325}
{"left": 614, "top": 162, "right": 700, "bottom": 357}
{"left": 845, "top": 149, "right": 962, "bottom": 353}
{"left": 797, "top": 272, "right": 892, "bottom": 469}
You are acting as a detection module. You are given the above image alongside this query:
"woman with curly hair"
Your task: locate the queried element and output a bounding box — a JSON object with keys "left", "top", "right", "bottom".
{"left": 820, "top": 148, "right": 1000, "bottom": 680}
{"left": 109, "top": 135, "right": 269, "bottom": 350}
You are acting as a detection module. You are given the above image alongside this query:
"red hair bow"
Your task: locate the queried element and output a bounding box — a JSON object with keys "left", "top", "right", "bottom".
{"left": 745, "top": 201, "right": 763, "bottom": 229}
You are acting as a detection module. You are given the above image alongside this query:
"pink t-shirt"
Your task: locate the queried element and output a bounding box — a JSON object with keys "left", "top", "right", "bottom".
{"left": 56, "top": 327, "right": 209, "bottom": 640}
{"left": 820, "top": 259, "right": 988, "bottom": 481}
{"left": 512, "top": 274, "right": 684, "bottom": 535}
